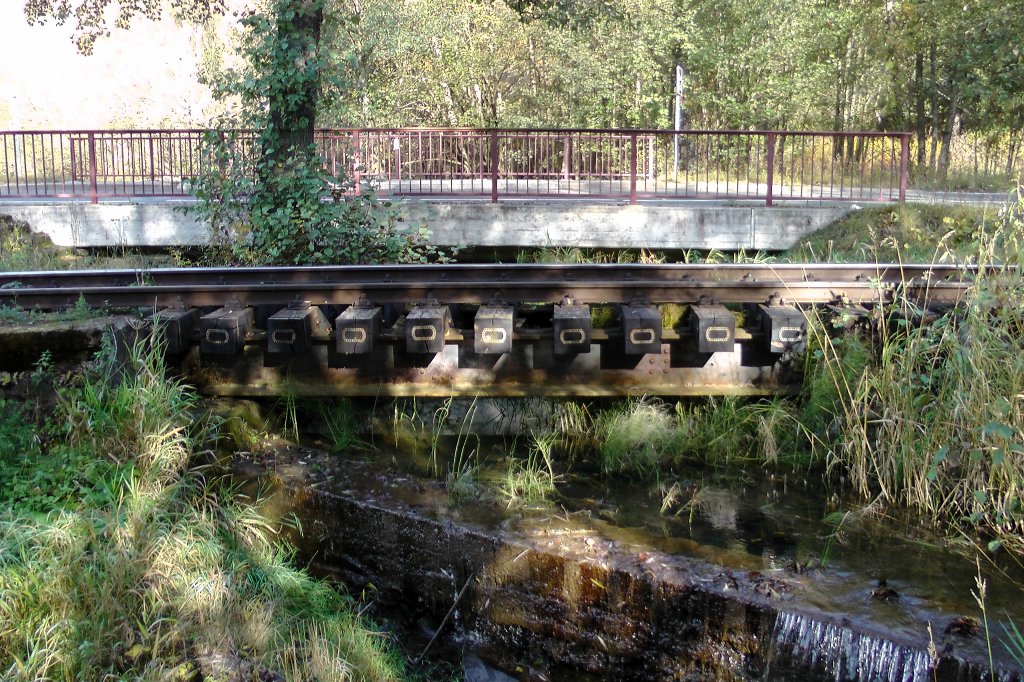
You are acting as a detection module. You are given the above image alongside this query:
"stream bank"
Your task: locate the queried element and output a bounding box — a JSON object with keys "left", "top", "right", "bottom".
{"left": 232, "top": 442, "right": 1023, "bottom": 681}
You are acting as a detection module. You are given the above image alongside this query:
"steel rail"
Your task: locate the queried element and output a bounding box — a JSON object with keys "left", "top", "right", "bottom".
{"left": 0, "top": 263, "right": 983, "bottom": 309}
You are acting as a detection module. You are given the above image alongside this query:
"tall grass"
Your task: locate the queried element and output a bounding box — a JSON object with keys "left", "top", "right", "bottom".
{"left": 498, "top": 429, "right": 559, "bottom": 507}
{"left": 595, "top": 396, "right": 675, "bottom": 475}
{"left": 0, "top": 334, "right": 407, "bottom": 681}
{"left": 809, "top": 187, "right": 1024, "bottom": 552}
{"left": 588, "top": 396, "right": 803, "bottom": 476}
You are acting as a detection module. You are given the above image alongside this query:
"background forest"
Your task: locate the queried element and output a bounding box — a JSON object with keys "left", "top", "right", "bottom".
{"left": 313, "top": 0, "right": 1024, "bottom": 180}
{"left": 7, "top": 0, "right": 1024, "bottom": 182}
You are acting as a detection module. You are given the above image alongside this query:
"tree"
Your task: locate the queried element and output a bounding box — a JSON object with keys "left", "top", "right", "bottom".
{"left": 321, "top": 0, "right": 689, "bottom": 129}
{"left": 24, "top": 0, "right": 442, "bottom": 264}
{"left": 23, "top": 0, "right": 226, "bottom": 54}
{"left": 191, "top": 0, "right": 446, "bottom": 265}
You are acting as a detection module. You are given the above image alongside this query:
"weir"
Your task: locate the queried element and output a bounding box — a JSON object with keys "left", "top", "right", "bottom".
{"left": 231, "top": 442, "right": 1024, "bottom": 681}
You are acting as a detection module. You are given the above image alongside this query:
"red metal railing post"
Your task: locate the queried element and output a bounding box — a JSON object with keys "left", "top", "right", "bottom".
{"left": 490, "top": 129, "right": 499, "bottom": 203}
{"left": 765, "top": 132, "right": 776, "bottom": 207}
{"left": 69, "top": 136, "right": 77, "bottom": 182}
{"left": 563, "top": 134, "right": 571, "bottom": 181}
{"left": 629, "top": 132, "right": 638, "bottom": 205}
{"left": 899, "top": 133, "right": 910, "bottom": 202}
{"left": 353, "top": 130, "right": 362, "bottom": 192}
{"left": 87, "top": 132, "right": 98, "bottom": 204}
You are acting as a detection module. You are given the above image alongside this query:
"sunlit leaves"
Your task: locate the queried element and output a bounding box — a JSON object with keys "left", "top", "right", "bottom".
{"left": 23, "top": 0, "right": 226, "bottom": 55}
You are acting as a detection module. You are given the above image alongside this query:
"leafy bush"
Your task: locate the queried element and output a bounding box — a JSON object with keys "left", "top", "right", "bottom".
{"left": 188, "top": 0, "right": 449, "bottom": 266}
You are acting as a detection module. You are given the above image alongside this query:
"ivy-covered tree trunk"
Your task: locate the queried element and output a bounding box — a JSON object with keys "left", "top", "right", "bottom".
{"left": 261, "top": 0, "right": 324, "bottom": 193}
{"left": 266, "top": 0, "right": 324, "bottom": 164}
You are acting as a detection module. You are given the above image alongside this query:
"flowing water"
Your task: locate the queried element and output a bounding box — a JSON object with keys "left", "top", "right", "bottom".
{"left": 233, "top": 423, "right": 1024, "bottom": 680}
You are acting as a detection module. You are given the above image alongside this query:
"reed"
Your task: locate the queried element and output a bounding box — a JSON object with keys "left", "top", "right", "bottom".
{"left": 810, "top": 187, "right": 1024, "bottom": 553}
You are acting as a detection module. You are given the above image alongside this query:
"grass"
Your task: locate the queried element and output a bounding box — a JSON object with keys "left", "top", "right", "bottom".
{"left": 0, "top": 214, "right": 66, "bottom": 272}
{"left": 786, "top": 202, "right": 991, "bottom": 263}
{"left": 571, "top": 396, "right": 804, "bottom": 478}
{"left": 0, "top": 334, "right": 409, "bottom": 681}
{"left": 314, "top": 398, "right": 368, "bottom": 452}
{"left": 515, "top": 246, "right": 775, "bottom": 266}
{"left": 800, "top": 187, "right": 1024, "bottom": 554}
{"left": 594, "top": 396, "right": 674, "bottom": 476}
{"left": 1003, "top": 618, "right": 1024, "bottom": 669}
{"left": 0, "top": 213, "right": 179, "bottom": 274}
{"left": 498, "top": 430, "right": 559, "bottom": 507}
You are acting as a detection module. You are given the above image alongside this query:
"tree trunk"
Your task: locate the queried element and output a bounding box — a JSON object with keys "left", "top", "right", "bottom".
{"left": 914, "top": 52, "right": 926, "bottom": 167}
{"left": 267, "top": 0, "right": 324, "bottom": 164}
{"left": 1008, "top": 130, "right": 1021, "bottom": 177}
{"left": 833, "top": 63, "right": 845, "bottom": 161}
{"left": 937, "top": 86, "right": 959, "bottom": 179}
{"left": 928, "top": 44, "right": 939, "bottom": 174}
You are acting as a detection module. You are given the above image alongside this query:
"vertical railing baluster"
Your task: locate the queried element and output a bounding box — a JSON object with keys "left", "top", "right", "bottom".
{"left": 87, "top": 132, "right": 98, "bottom": 204}
{"left": 629, "top": 132, "right": 638, "bottom": 205}
{"left": 899, "top": 134, "right": 910, "bottom": 202}
{"left": 490, "top": 129, "right": 499, "bottom": 203}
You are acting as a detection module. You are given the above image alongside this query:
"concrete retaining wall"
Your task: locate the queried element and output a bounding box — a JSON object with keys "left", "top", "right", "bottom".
{"left": 1, "top": 200, "right": 849, "bottom": 251}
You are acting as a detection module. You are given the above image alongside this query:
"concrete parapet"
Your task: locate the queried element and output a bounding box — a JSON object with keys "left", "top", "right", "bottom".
{"left": 2, "top": 200, "right": 849, "bottom": 251}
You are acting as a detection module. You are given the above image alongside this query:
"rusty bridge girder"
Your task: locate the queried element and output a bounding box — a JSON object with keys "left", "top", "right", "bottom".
{"left": 0, "top": 263, "right": 978, "bottom": 396}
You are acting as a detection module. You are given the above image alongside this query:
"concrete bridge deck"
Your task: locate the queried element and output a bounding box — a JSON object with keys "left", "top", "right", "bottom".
{"left": 0, "top": 190, "right": 1006, "bottom": 252}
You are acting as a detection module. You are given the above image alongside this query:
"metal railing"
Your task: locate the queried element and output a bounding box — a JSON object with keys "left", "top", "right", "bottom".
{"left": 1, "top": 128, "right": 910, "bottom": 205}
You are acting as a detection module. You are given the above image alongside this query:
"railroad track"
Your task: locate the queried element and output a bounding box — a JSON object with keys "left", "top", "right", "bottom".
{"left": 0, "top": 263, "right": 985, "bottom": 396}
{"left": 0, "top": 262, "right": 980, "bottom": 308}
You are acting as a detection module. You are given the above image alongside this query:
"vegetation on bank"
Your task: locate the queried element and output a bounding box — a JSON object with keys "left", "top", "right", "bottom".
{"left": 0, "top": 338, "right": 408, "bottom": 681}
{"left": 787, "top": 202, "right": 996, "bottom": 263}
{"left": 507, "top": 190, "right": 1024, "bottom": 557}
{"left": 811, "top": 189, "right": 1024, "bottom": 556}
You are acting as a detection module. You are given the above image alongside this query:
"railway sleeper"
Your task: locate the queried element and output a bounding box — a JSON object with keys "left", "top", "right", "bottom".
{"left": 151, "top": 299, "right": 807, "bottom": 363}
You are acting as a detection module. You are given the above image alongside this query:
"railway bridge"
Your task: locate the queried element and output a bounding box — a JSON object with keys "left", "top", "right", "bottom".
{"left": 0, "top": 263, "right": 974, "bottom": 397}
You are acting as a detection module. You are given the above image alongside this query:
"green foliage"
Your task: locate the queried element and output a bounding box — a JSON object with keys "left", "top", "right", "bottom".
{"left": 0, "top": 349, "right": 132, "bottom": 514}
{"left": 789, "top": 204, "right": 991, "bottom": 263}
{"left": 799, "top": 317, "right": 872, "bottom": 443}
{"left": 22, "top": 0, "right": 226, "bottom": 55}
{"left": 1003, "top": 618, "right": 1024, "bottom": 669}
{"left": 313, "top": 398, "right": 368, "bottom": 452}
{"left": 0, "top": 335, "right": 409, "bottom": 680}
{"left": 809, "top": 188, "right": 1024, "bottom": 553}
{"left": 189, "top": 0, "right": 449, "bottom": 266}
{"left": 586, "top": 396, "right": 804, "bottom": 477}
{"left": 594, "top": 397, "right": 674, "bottom": 476}
{"left": 328, "top": 0, "right": 688, "bottom": 128}
{"left": 498, "top": 430, "right": 559, "bottom": 507}
{"left": 0, "top": 215, "right": 63, "bottom": 272}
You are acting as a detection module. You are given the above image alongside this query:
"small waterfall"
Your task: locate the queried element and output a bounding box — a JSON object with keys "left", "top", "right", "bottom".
{"left": 768, "top": 611, "right": 932, "bottom": 682}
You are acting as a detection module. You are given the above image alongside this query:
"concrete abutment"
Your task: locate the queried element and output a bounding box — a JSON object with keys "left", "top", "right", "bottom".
{"left": 2, "top": 201, "right": 850, "bottom": 251}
